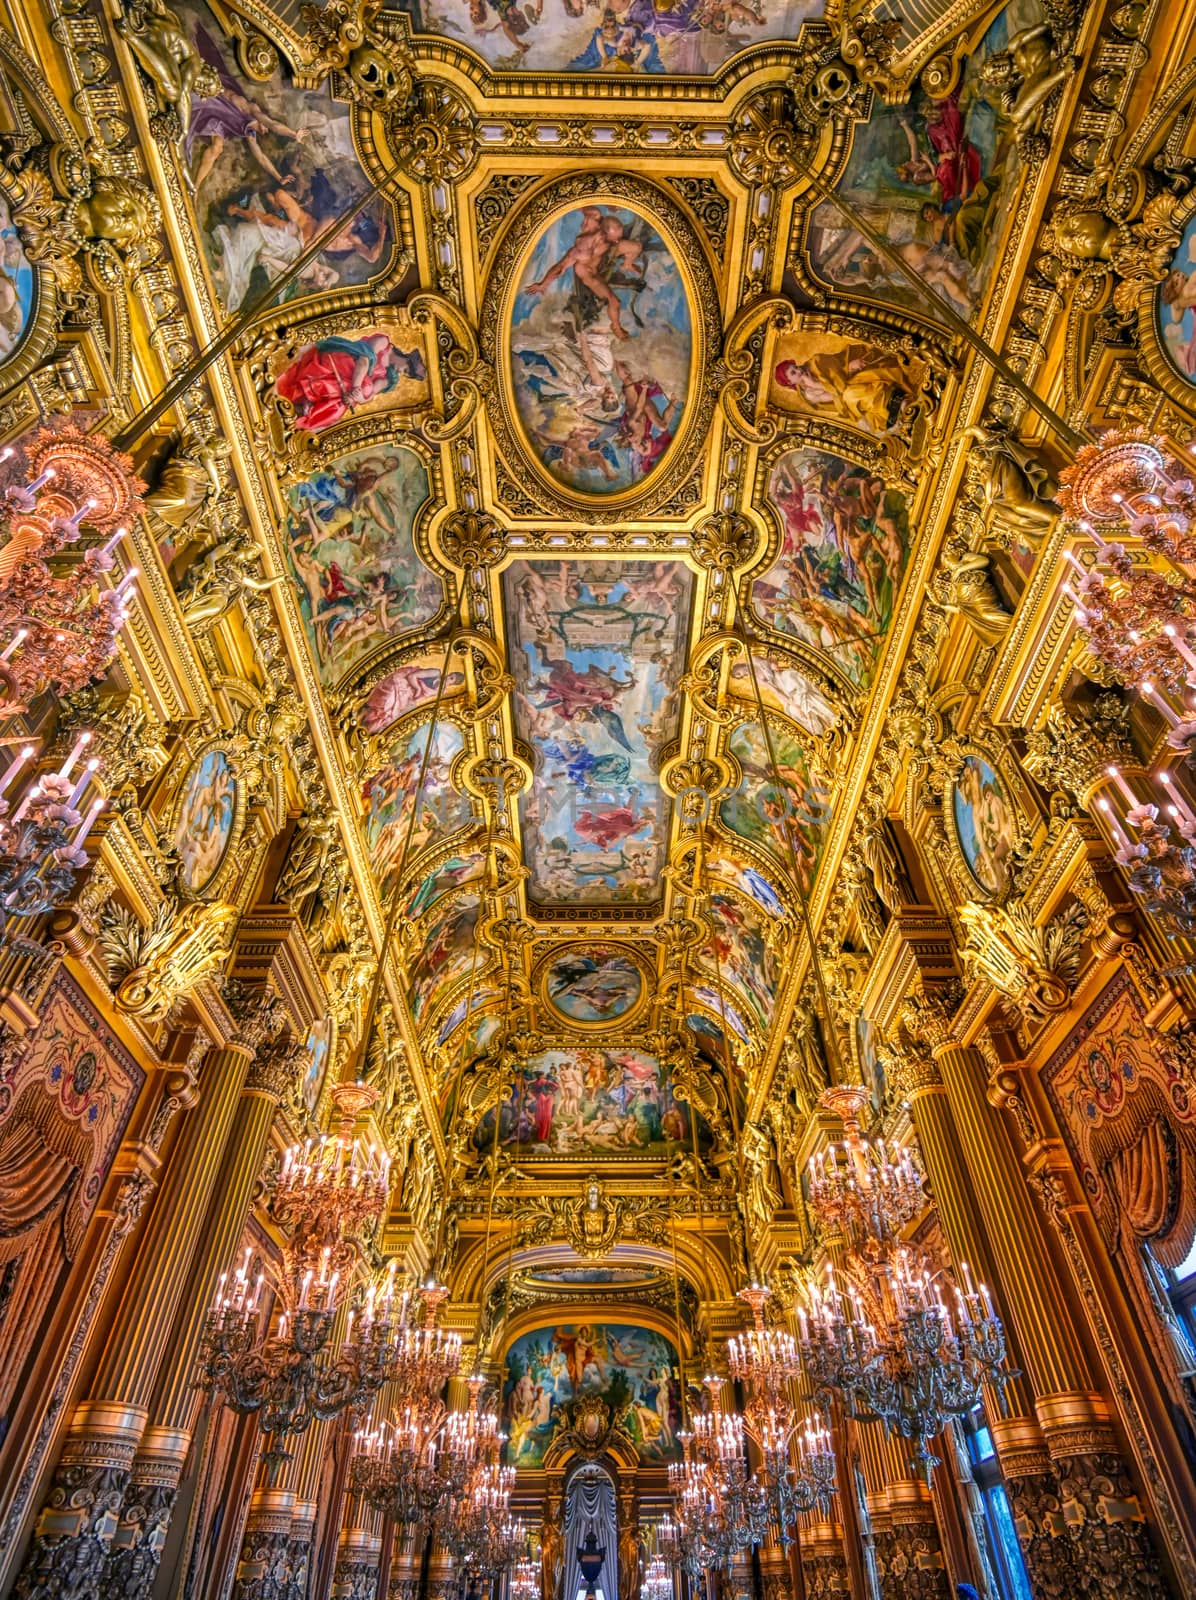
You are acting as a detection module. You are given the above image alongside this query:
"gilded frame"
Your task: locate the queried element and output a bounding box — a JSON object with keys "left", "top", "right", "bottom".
{"left": 479, "top": 171, "right": 722, "bottom": 524}
{"left": 168, "top": 739, "right": 246, "bottom": 904}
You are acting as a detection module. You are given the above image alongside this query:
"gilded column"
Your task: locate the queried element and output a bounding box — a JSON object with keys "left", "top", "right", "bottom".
{"left": 229, "top": 1472, "right": 297, "bottom": 1600}
{"left": 13, "top": 1035, "right": 257, "bottom": 1600}
{"left": 330, "top": 1497, "right": 381, "bottom": 1600}
{"left": 101, "top": 1031, "right": 294, "bottom": 1599}
{"left": 932, "top": 1035, "right": 1172, "bottom": 1600}
{"left": 387, "top": 1529, "right": 421, "bottom": 1600}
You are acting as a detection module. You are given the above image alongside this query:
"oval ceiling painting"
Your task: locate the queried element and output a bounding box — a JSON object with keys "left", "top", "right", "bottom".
{"left": 543, "top": 944, "right": 644, "bottom": 1026}
{"left": 508, "top": 203, "right": 692, "bottom": 499}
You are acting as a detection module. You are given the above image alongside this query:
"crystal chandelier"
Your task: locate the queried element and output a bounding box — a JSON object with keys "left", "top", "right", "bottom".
{"left": 806, "top": 1085, "right": 923, "bottom": 1246}
{"left": 797, "top": 1246, "right": 1012, "bottom": 1469}
{"left": 0, "top": 733, "right": 104, "bottom": 948}
{"left": 200, "top": 1083, "right": 398, "bottom": 1441}
{"left": 668, "top": 1379, "right": 769, "bottom": 1572}
{"left": 511, "top": 1556, "right": 540, "bottom": 1600}
{"left": 726, "top": 1285, "right": 836, "bottom": 1545}
{"left": 642, "top": 1552, "right": 673, "bottom": 1600}
{"left": 0, "top": 426, "right": 142, "bottom": 715}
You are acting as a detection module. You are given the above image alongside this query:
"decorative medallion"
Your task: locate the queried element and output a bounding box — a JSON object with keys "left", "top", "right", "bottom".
{"left": 949, "top": 750, "right": 1018, "bottom": 898}
{"left": 483, "top": 175, "right": 720, "bottom": 520}
{"left": 172, "top": 745, "right": 242, "bottom": 897}
{"left": 541, "top": 944, "right": 645, "bottom": 1026}
{"left": 302, "top": 1016, "right": 334, "bottom": 1117}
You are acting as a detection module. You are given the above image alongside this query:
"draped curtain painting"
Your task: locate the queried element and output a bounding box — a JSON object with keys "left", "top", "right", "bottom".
{"left": 563, "top": 1463, "right": 618, "bottom": 1600}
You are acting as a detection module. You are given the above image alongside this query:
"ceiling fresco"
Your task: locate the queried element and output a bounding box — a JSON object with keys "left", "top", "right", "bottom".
{"left": 128, "top": 0, "right": 1070, "bottom": 1303}
{"left": 505, "top": 559, "right": 691, "bottom": 908}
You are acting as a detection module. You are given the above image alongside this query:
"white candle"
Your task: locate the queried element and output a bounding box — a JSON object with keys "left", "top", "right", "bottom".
{"left": 0, "top": 743, "right": 33, "bottom": 796}
{"left": 1106, "top": 765, "right": 1138, "bottom": 806}
{"left": 0, "top": 627, "right": 27, "bottom": 663}
{"left": 11, "top": 783, "right": 40, "bottom": 824}
{"left": 1141, "top": 681, "right": 1181, "bottom": 727}
{"left": 1159, "top": 772, "right": 1196, "bottom": 828}
{"left": 26, "top": 466, "right": 56, "bottom": 494}
{"left": 1164, "top": 624, "right": 1196, "bottom": 676}
{"left": 114, "top": 566, "right": 139, "bottom": 596}
{"left": 1098, "top": 798, "right": 1132, "bottom": 853}
{"left": 57, "top": 730, "right": 91, "bottom": 781}
{"left": 67, "top": 757, "right": 99, "bottom": 807}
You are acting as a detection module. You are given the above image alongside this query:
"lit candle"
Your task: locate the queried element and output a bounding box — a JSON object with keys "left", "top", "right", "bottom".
{"left": 1141, "top": 681, "right": 1182, "bottom": 727}
{"left": 26, "top": 465, "right": 56, "bottom": 494}
{"left": 1164, "top": 624, "right": 1196, "bottom": 678}
{"left": 0, "top": 743, "right": 33, "bottom": 796}
{"left": 0, "top": 627, "right": 27, "bottom": 663}
{"left": 1098, "top": 797, "right": 1133, "bottom": 855}
{"left": 73, "top": 798, "right": 104, "bottom": 847}
{"left": 114, "top": 566, "right": 139, "bottom": 597}
{"left": 11, "top": 783, "right": 40, "bottom": 824}
{"left": 56, "top": 730, "right": 92, "bottom": 782}
{"left": 100, "top": 526, "right": 126, "bottom": 559}
{"left": 1105, "top": 765, "right": 1139, "bottom": 806}
{"left": 1159, "top": 772, "right": 1196, "bottom": 829}
{"left": 67, "top": 757, "right": 99, "bottom": 807}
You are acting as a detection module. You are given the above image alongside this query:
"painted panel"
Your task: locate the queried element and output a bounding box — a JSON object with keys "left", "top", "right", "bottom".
{"left": 476, "top": 1048, "right": 690, "bottom": 1157}
{"left": 503, "top": 1322, "right": 682, "bottom": 1467}
{"left": 806, "top": 14, "right": 1020, "bottom": 318}
{"left": 275, "top": 331, "right": 427, "bottom": 434}
{"left": 706, "top": 853, "right": 785, "bottom": 919}
{"left": 509, "top": 206, "right": 691, "bottom": 496}
{"left": 362, "top": 723, "right": 470, "bottom": 897}
{"left": 702, "top": 890, "right": 778, "bottom": 1030}
{"left": 174, "top": 748, "right": 237, "bottom": 894}
{"left": 543, "top": 945, "right": 642, "bottom": 1024}
{"left": 727, "top": 654, "right": 837, "bottom": 733}
{"left": 403, "top": 851, "right": 484, "bottom": 922}
{"left": 768, "top": 332, "right": 925, "bottom": 436}
{"left": 951, "top": 753, "right": 1016, "bottom": 895}
{"left": 752, "top": 448, "right": 910, "bottom": 688}
{"left": 719, "top": 722, "right": 831, "bottom": 894}
{"left": 415, "top": 0, "right": 821, "bottom": 76}
{"left": 0, "top": 192, "right": 35, "bottom": 366}
{"left": 361, "top": 657, "right": 466, "bottom": 734}
{"left": 506, "top": 560, "right": 691, "bottom": 905}
{"left": 407, "top": 894, "right": 480, "bottom": 1025}
{"left": 1159, "top": 212, "right": 1196, "bottom": 383}
{"left": 303, "top": 1017, "right": 333, "bottom": 1116}
{"left": 179, "top": 2, "right": 390, "bottom": 312}
{"left": 687, "top": 985, "right": 749, "bottom": 1042}
{"left": 436, "top": 992, "right": 500, "bottom": 1050}
{"left": 0, "top": 972, "right": 143, "bottom": 1242}
{"left": 283, "top": 445, "right": 439, "bottom": 687}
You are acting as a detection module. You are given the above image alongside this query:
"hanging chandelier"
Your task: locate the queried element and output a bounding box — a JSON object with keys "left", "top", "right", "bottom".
{"left": 0, "top": 427, "right": 142, "bottom": 715}
{"left": 199, "top": 1083, "right": 399, "bottom": 1440}
{"left": 0, "top": 732, "right": 104, "bottom": 947}
{"left": 642, "top": 1553, "right": 673, "bottom": 1600}
{"left": 797, "top": 1246, "right": 1012, "bottom": 1469}
{"left": 726, "top": 1284, "right": 836, "bottom": 1545}
{"left": 668, "top": 1379, "right": 770, "bottom": 1572}
{"left": 511, "top": 1556, "right": 540, "bottom": 1600}
{"left": 806, "top": 1085, "right": 923, "bottom": 1247}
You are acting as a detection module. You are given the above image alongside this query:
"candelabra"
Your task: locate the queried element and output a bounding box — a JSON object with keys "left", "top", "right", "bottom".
{"left": 669, "top": 1379, "right": 769, "bottom": 1571}
{"left": 351, "top": 1402, "right": 447, "bottom": 1530}
{"left": 387, "top": 1279, "right": 463, "bottom": 1408}
{"left": 726, "top": 1285, "right": 837, "bottom": 1546}
{"left": 200, "top": 1083, "right": 398, "bottom": 1442}
{"left": 806, "top": 1085, "right": 923, "bottom": 1246}
{"left": 797, "top": 1246, "right": 1012, "bottom": 1469}
{"left": 511, "top": 1556, "right": 540, "bottom": 1600}
{"left": 1096, "top": 765, "right": 1196, "bottom": 936}
{"left": 642, "top": 1553, "right": 673, "bottom": 1600}
{"left": 0, "top": 426, "right": 143, "bottom": 714}
{"left": 0, "top": 732, "right": 104, "bottom": 947}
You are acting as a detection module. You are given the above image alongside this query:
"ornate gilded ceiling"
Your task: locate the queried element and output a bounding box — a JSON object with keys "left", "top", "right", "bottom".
{"left": 70, "top": 0, "right": 1086, "bottom": 1176}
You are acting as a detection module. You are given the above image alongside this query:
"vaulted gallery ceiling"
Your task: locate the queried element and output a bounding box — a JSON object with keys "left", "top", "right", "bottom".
{"left": 145, "top": 0, "right": 1021, "bottom": 1152}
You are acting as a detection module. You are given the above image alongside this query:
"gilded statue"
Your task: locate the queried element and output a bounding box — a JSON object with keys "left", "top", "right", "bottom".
{"left": 146, "top": 430, "right": 230, "bottom": 555}
{"left": 861, "top": 822, "right": 908, "bottom": 913}
{"left": 541, "top": 1495, "right": 563, "bottom": 1600}
{"left": 176, "top": 533, "right": 282, "bottom": 631}
{"left": 979, "top": 23, "right": 1071, "bottom": 155}
{"left": 959, "top": 425, "right": 1058, "bottom": 540}
{"left": 936, "top": 550, "right": 1012, "bottom": 646}
{"left": 116, "top": 0, "right": 221, "bottom": 140}
{"left": 740, "top": 1119, "right": 784, "bottom": 1237}
{"left": 276, "top": 814, "right": 337, "bottom": 922}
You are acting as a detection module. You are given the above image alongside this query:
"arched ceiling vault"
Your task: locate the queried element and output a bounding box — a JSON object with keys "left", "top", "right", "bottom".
{"left": 120, "top": 0, "right": 1073, "bottom": 1281}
